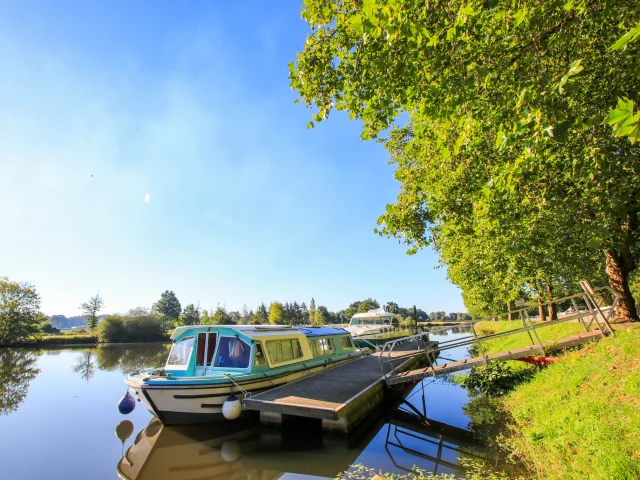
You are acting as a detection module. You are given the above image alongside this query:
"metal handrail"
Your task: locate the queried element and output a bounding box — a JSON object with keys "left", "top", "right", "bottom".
{"left": 378, "top": 331, "right": 433, "bottom": 373}
{"left": 380, "top": 283, "right": 618, "bottom": 377}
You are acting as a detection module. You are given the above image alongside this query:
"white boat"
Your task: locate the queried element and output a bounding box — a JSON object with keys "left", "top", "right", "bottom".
{"left": 124, "top": 325, "right": 363, "bottom": 425}
{"left": 344, "top": 308, "right": 401, "bottom": 346}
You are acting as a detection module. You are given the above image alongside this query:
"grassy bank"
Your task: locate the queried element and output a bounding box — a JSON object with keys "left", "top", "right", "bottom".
{"left": 475, "top": 319, "right": 586, "bottom": 355}
{"left": 0, "top": 334, "right": 99, "bottom": 347}
{"left": 1, "top": 331, "right": 171, "bottom": 348}
{"left": 501, "top": 327, "right": 640, "bottom": 479}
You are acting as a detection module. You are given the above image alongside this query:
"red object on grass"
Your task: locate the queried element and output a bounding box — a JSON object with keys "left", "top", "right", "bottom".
{"left": 516, "top": 355, "right": 559, "bottom": 366}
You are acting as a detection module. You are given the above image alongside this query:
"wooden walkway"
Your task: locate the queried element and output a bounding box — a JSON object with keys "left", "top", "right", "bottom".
{"left": 386, "top": 330, "right": 602, "bottom": 385}
{"left": 243, "top": 341, "right": 434, "bottom": 431}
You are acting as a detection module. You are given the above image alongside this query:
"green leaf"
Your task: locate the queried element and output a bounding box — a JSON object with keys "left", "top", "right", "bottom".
{"left": 610, "top": 23, "right": 640, "bottom": 51}
{"left": 462, "top": 4, "right": 477, "bottom": 16}
{"left": 495, "top": 124, "right": 504, "bottom": 149}
{"left": 513, "top": 9, "right": 527, "bottom": 27}
{"left": 614, "top": 112, "right": 640, "bottom": 143}
{"left": 558, "top": 59, "right": 584, "bottom": 94}
{"left": 348, "top": 14, "right": 363, "bottom": 34}
{"left": 605, "top": 97, "right": 634, "bottom": 126}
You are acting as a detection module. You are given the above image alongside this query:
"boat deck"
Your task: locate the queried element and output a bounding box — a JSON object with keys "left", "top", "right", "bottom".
{"left": 243, "top": 341, "right": 435, "bottom": 431}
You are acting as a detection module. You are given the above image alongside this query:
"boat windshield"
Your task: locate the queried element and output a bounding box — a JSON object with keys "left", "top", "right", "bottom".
{"left": 167, "top": 336, "right": 194, "bottom": 367}
{"left": 351, "top": 318, "right": 390, "bottom": 326}
{"left": 214, "top": 336, "right": 251, "bottom": 369}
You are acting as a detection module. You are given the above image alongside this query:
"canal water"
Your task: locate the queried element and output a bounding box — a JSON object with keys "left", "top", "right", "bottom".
{"left": 0, "top": 328, "right": 494, "bottom": 479}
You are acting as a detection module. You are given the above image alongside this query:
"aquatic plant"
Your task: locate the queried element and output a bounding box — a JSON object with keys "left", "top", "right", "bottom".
{"left": 462, "top": 362, "right": 536, "bottom": 397}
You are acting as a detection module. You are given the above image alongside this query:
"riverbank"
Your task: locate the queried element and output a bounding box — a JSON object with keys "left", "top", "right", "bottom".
{"left": 454, "top": 322, "right": 640, "bottom": 479}
{"left": 0, "top": 333, "right": 171, "bottom": 348}
{"left": 353, "top": 323, "right": 640, "bottom": 479}
{"left": 501, "top": 326, "right": 640, "bottom": 478}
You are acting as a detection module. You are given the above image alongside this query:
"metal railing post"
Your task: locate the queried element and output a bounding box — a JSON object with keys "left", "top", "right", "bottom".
{"left": 523, "top": 308, "right": 546, "bottom": 355}
{"left": 581, "top": 280, "right": 615, "bottom": 336}
{"left": 470, "top": 323, "right": 489, "bottom": 365}
{"left": 519, "top": 309, "right": 536, "bottom": 346}
{"left": 579, "top": 282, "right": 609, "bottom": 337}
{"left": 571, "top": 297, "right": 590, "bottom": 333}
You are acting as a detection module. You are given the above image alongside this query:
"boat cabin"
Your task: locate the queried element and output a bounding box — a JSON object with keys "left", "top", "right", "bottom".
{"left": 349, "top": 308, "right": 399, "bottom": 328}
{"left": 164, "top": 325, "right": 359, "bottom": 377}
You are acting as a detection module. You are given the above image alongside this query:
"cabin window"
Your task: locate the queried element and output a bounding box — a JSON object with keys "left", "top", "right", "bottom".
{"left": 206, "top": 333, "right": 217, "bottom": 366}
{"left": 196, "top": 333, "right": 207, "bottom": 366}
{"left": 214, "top": 336, "right": 250, "bottom": 369}
{"left": 339, "top": 336, "right": 355, "bottom": 350}
{"left": 309, "top": 339, "right": 322, "bottom": 357}
{"left": 167, "top": 336, "right": 194, "bottom": 367}
{"left": 196, "top": 332, "right": 218, "bottom": 367}
{"left": 254, "top": 343, "right": 266, "bottom": 366}
{"left": 309, "top": 338, "right": 334, "bottom": 357}
{"left": 266, "top": 339, "right": 303, "bottom": 364}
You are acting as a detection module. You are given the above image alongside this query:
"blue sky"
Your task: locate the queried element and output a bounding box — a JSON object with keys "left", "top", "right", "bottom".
{"left": 0, "top": 1, "right": 464, "bottom": 316}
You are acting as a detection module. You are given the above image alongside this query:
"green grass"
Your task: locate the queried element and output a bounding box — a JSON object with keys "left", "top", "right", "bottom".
{"left": 475, "top": 320, "right": 587, "bottom": 356}
{"left": 503, "top": 327, "right": 640, "bottom": 479}
{"left": 59, "top": 329, "right": 91, "bottom": 335}
{"left": 38, "top": 334, "right": 98, "bottom": 345}
{"left": 0, "top": 334, "right": 99, "bottom": 347}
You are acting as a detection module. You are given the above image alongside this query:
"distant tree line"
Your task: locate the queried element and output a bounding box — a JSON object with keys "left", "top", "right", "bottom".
{"left": 1, "top": 276, "right": 475, "bottom": 346}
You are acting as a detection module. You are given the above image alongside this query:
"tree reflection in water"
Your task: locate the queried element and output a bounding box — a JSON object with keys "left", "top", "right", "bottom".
{"left": 94, "top": 344, "right": 170, "bottom": 375}
{"left": 0, "top": 349, "right": 41, "bottom": 415}
{"left": 72, "top": 350, "right": 97, "bottom": 382}
{"left": 69, "top": 344, "right": 170, "bottom": 381}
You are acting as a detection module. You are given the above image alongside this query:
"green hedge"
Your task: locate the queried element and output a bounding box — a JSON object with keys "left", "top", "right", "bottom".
{"left": 98, "top": 315, "right": 169, "bottom": 343}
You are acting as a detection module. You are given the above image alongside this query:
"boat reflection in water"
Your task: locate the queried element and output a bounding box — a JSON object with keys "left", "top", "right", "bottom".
{"left": 117, "top": 417, "right": 367, "bottom": 480}
{"left": 117, "top": 407, "right": 489, "bottom": 480}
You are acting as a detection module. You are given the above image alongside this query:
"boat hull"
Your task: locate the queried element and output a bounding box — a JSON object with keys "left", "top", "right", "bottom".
{"left": 127, "top": 357, "right": 358, "bottom": 426}
{"left": 351, "top": 328, "right": 425, "bottom": 348}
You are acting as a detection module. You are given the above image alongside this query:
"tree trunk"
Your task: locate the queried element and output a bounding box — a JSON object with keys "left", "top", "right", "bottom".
{"left": 605, "top": 249, "right": 639, "bottom": 322}
{"left": 546, "top": 284, "right": 557, "bottom": 320}
{"left": 507, "top": 301, "right": 516, "bottom": 321}
{"left": 538, "top": 299, "right": 546, "bottom": 322}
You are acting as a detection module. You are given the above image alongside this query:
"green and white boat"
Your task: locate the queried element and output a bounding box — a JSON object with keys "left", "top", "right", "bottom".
{"left": 345, "top": 308, "right": 414, "bottom": 347}
{"left": 125, "top": 325, "right": 363, "bottom": 425}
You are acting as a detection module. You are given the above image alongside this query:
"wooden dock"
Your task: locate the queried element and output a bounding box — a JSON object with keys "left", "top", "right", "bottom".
{"left": 386, "top": 330, "right": 603, "bottom": 385}
{"left": 243, "top": 341, "right": 435, "bottom": 433}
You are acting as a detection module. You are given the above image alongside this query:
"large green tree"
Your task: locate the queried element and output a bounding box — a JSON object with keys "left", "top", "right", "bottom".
{"left": 80, "top": 293, "right": 105, "bottom": 331}
{"left": 269, "top": 302, "right": 285, "bottom": 325}
{"left": 0, "top": 277, "right": 45, "bottom": 345}
{"left": 386, "top": 301, "right": 399, "bottom": 314}
{"left": 211, "top": 306, "right": 232, "bottom": 325}
{"left": 308, "top": 297, "right": 317, "bottom": 323}
{"left": 291, "top": 0, "right": 640, "bottom": 321}
{"left": 255, "top": 302, "right": 269, "bottom": 324}
{"left": 180, "top": 304, "right": 200, "bottom": 326}
{"left": 153, "top": 290, "right": 182, "bottom": 328}
{"left": 313, "top": 305, "right": 332, "bottom": 325}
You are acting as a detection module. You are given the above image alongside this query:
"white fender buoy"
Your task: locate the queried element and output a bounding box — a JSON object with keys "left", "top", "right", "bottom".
{"left": 222, "top": 395, "right": 242, "bottom": 420}
{"left": 220, "top": 439, "right": 241, "bottom": 462}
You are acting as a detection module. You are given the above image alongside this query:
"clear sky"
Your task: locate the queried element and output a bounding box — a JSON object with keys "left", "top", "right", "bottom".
{"left": 0, "top": 1, "right": 464, "bottom": 317}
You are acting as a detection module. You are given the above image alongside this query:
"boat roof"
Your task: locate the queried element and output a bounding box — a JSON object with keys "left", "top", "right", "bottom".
{"left": 351, "top": 308, "right": 392, "bottom": 319}
{"left": 298, "top": 327, "right": 348, "bottom": 337}
{"left": 170, "top": 324, "right": 349, "bottom": 341}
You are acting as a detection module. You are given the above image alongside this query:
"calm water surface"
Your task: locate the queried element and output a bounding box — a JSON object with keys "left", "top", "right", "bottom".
{"left": 0, "top": 328, "right": 492, "bottom": 479}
